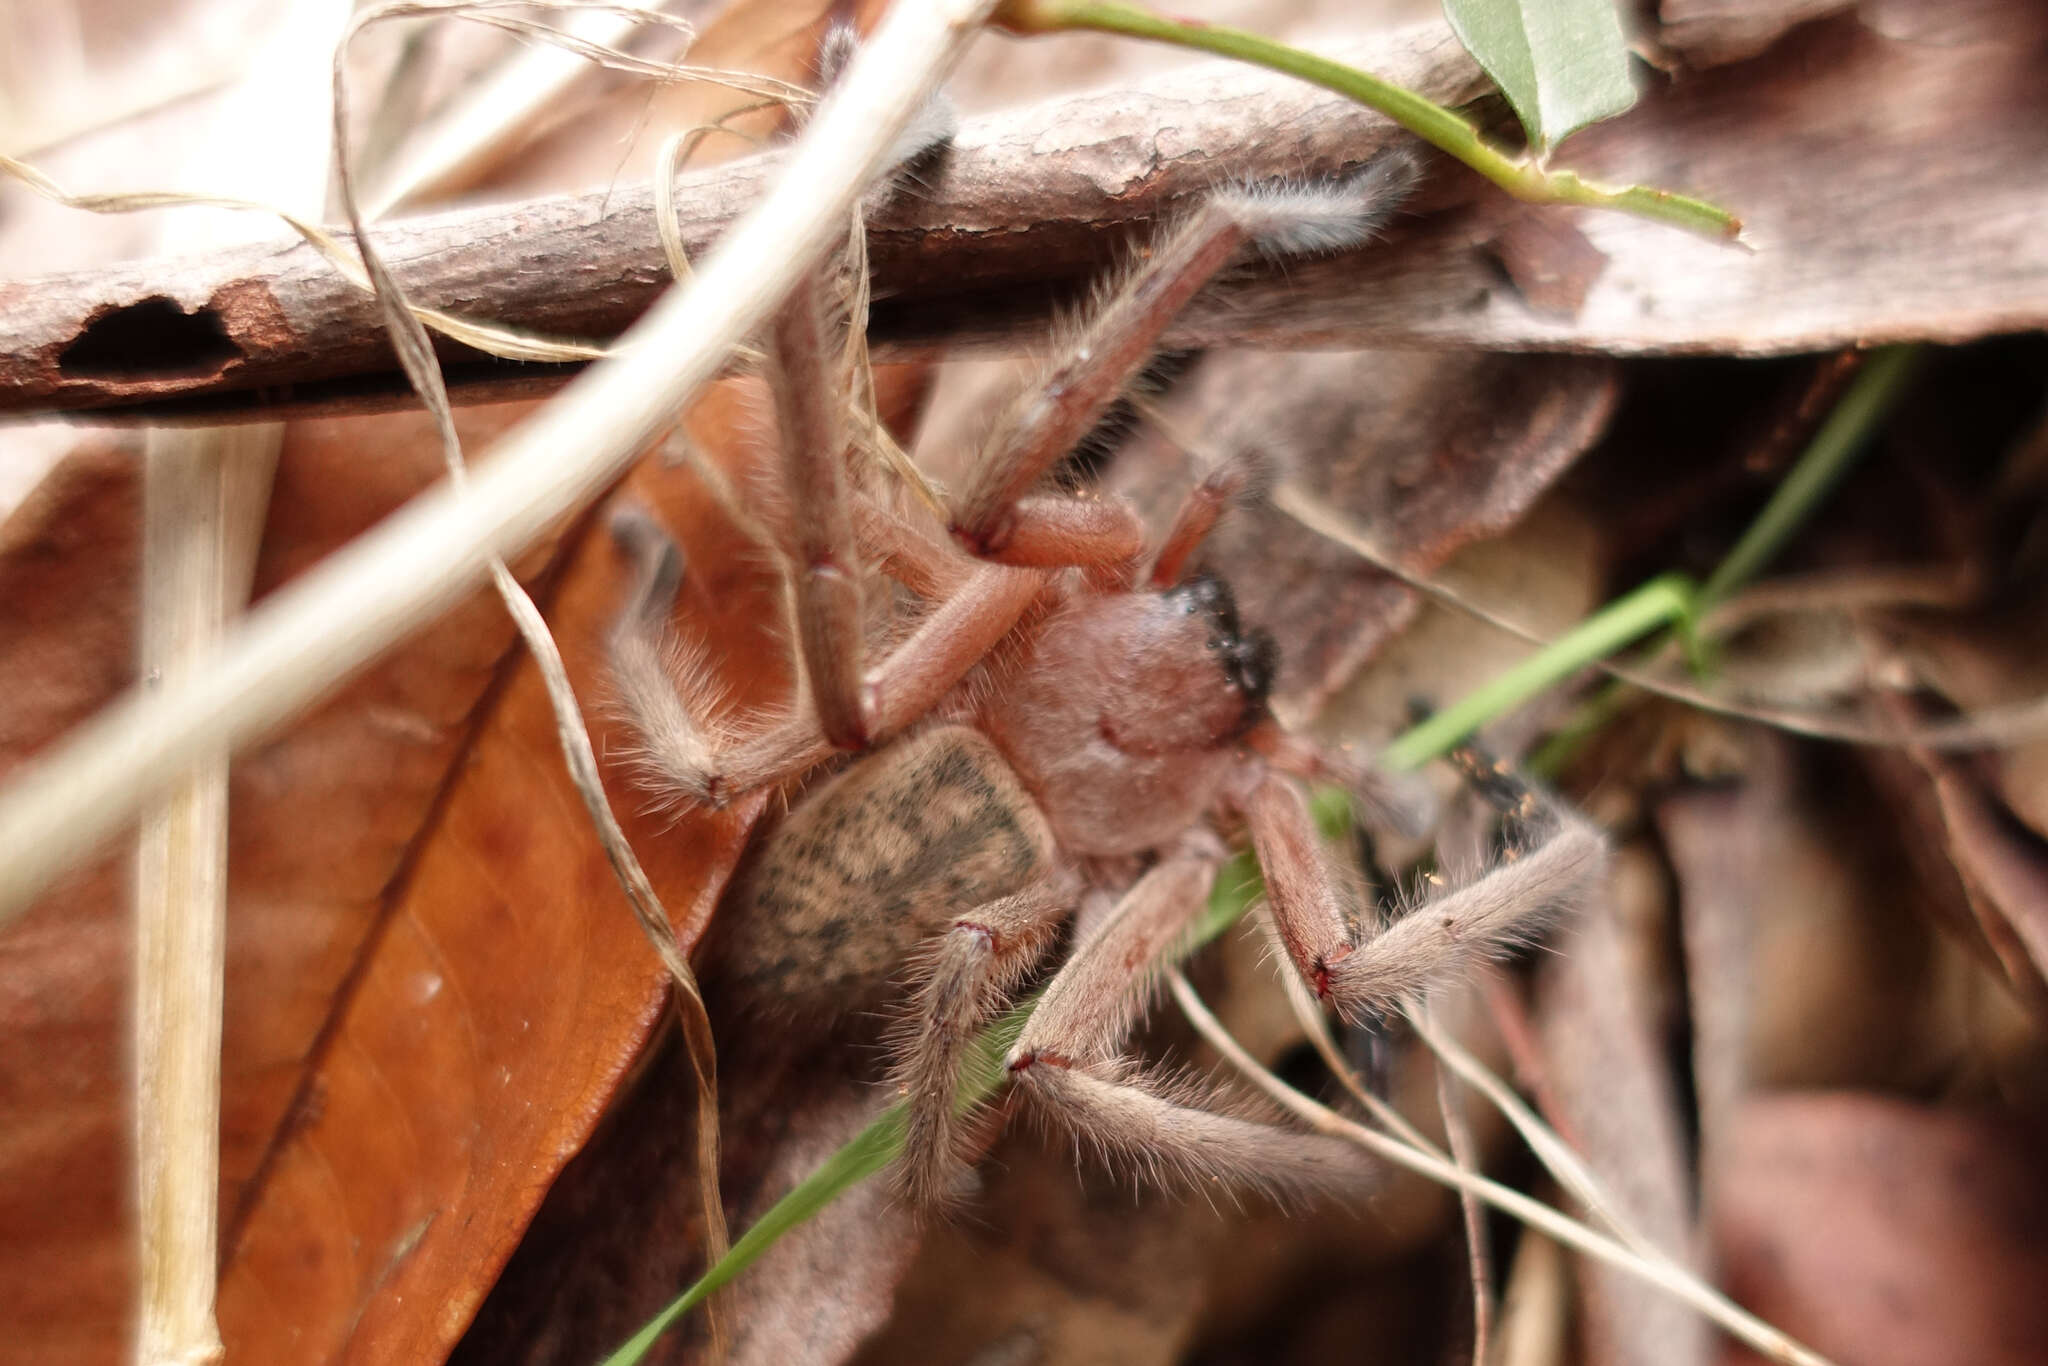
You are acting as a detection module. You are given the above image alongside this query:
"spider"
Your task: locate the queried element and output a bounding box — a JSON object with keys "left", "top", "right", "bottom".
{"left": 603, "top": 125, "right": 1606, "bottom": 1208}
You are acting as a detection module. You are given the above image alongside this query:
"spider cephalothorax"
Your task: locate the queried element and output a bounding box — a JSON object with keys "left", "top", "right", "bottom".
{"left": 606, "top": 87, "right": 1604, "bottom": 1206}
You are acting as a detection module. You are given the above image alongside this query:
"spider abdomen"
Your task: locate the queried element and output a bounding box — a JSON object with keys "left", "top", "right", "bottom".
{"left": 712, "top": 725, "right": 1057, "bottom": 1021}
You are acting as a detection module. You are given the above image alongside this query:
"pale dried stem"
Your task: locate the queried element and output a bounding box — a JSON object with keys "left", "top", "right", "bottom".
{"left": 322, "top": 11, "right": 766, "bottom": 1341}
{"left": 1408, "top": 1004, "right": 1663, "bottom": 1262}
{"left": 1268, "top": 937, "right": 1442, "bottom": 1155}
{"left": 1491, "top": 1228, "right": 1569, "bottom": 1366}
{"left": 0, "top": 0, "right": 998, "bottom": 921}
{"left": 131, "top": 4, "right": 340, "bottom": 1355}
{"left": 1435, "top": 1054, "right": 1494, "bottom": 1365}
{"left": 1167, "top": 969, "right": 1838, "bottom": 1366}
{"left": 134, "top": 427, "right": 279, "bottom": 1366}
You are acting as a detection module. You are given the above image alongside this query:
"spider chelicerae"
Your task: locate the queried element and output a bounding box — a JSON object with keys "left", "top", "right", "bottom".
{"left": 604, "top": 69, "right": 1604, "bottom": 1207}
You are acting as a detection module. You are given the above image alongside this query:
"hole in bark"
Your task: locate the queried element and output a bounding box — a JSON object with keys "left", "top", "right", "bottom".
{"left": 58, "top": 296, "right": 243, "bottom": 378}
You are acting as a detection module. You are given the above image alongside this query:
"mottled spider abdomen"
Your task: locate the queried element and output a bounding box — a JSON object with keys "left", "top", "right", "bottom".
{"left": 711, "top": 724, "right": 1056, "bottom": 1021}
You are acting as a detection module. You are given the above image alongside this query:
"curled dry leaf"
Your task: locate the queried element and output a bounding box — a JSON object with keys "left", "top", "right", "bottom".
{"left": 1911, "top": 753, "right": 2048, "bottom": 1004}
{"left": 1653, "top": 729, "right": 1956, "bottom": 1096}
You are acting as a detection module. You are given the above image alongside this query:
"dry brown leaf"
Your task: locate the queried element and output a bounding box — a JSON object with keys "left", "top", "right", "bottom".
{"left": 0, "top": 4, "right": 891, "bottom": 1360}
{"left": 1710, "top": 1092, "right": 2048, "bottom": 1366}
{"left": 0, "top": 399, "right": 614, "bottom": 1357}
{"left": 212, "top": 426, "right": 775, "bottom": 1363}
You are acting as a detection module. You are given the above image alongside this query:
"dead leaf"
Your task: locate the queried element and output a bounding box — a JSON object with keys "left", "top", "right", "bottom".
{"left": 212, "top": 432, "right": 772, "bottom": 1363}
{"left": 1710, "top": 1092, "right": 2048, "bottom": 1366}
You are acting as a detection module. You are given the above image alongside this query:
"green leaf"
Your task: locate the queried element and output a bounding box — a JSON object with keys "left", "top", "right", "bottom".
{"left": 1443, "top": 0, "right": 1638, "bottom": 152}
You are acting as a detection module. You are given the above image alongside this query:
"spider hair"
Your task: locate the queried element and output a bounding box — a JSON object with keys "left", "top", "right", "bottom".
{"left": 1010, "top": 1055, "right": 1370, "bottom": 1207}
{"left": 1215, "top": 146, "right": 1421, "bottom": 259}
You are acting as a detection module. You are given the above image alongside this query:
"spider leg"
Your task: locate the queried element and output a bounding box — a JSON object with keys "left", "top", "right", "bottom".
{"left": 766, "top": 258, "right": 1151, "bottom": 751}
{"left": 607, "top": 507, "right": 834, "bottom": 807}
{"left": 970, "top": 495, "right": 1146, "bottom": 580}
{"left": 891, "top": 882, "right": 1074, "bottom": 1207}
{"left": 1005, "top": 854, "right": 1369, "bottom": 1199}
{"left": 609, "top": 507, "right": 1055, "bottom": 800}
{"left": 1246, "top": 768, "right": 1606, "bottom": 1026}
{"left": 1246, "top": 721, "right": 1438, "bottom": 840}
{"left": 949, "top": 154, "right": 1417, "bottom": 556}
{"left": 765, "top": 270, "right": 868, "bottom": 750}
{"left": 859, "top": 559, "right": 1048, "bottom": 739}
{"left": 1146, "top": 458, "right": 1255, "bottom": 589}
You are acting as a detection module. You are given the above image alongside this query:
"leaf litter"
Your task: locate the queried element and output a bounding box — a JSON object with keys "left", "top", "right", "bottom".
{"left": 3, "top": 3, "right": 2048, "bottom": 1366}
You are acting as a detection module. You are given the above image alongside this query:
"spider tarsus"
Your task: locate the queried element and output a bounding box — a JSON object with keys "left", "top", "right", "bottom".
{"left": 815, "top": 20, "right": 957, "bottom": 197}
{"left": 1323, "top": 804, "right": 1607, "bottom": 1023}
{"left": 1444, "top": 739, "right": 1541, "bottom": 822}
{"left": 1217, "top": 146, "right": 1420, "bottom": 260}
{"left": 1010, "top": 1057, "right": 1374, "bottom": 1206}
{"left": 608, "top": 504, "right": 685, "bottom": 620}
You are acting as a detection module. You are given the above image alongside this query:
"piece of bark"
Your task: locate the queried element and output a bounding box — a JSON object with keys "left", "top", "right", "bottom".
{"left": 0, "top": 24, "right": 1485, "bottom": 420}
{"left": 10, "top": 1, "right": 2048, "bottom": 419}
{"left": 1650, "top": 736, "right": 1778, "bottom": 1152}
{"left": 1650, "top": 0, "right": 1854, "bottom": 68}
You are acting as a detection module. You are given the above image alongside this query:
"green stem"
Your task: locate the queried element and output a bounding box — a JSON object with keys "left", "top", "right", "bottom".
{"left": 1534, "top": 343, "right": 1926, "bottom": 772}
{"left": 1378, "top": 573, "right": 1696, "bottom": 773}
{"left": 1694, "top": 344, "right": 1924, "bottom": 613}
{"left": 992, "top": 0, "right": 1741, "bottom": 241}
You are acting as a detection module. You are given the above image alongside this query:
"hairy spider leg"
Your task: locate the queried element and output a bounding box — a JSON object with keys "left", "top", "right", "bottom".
{"left": 948, "top": 201, "right": 1253, "bottom": 558}
{"left": 949, "top": 154, "right": 1419, "bottom": 557}
{"left": 608, "top": 508, "right": 1058, "bottom": 807}
{"left": 765, "top": 268, "right": 867, "bottom": 750}
{"left": 1247, "top": 720, "right": 1439, "bottom": 841}
{"left": 1146, "top": 458, "right": 1256, "bottom": 589}
{"left": 1004, "top": 851, "right": 1368, "bottom": 1199}
{"left": 889, "top": 881, "right": 1074, "bottom": 1207}
{"left": 1244, "top": 771, "right": 1607, "bottom": 1027}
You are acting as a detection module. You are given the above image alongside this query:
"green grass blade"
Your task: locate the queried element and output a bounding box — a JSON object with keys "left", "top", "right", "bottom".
{"left": 1379, "top": 572, "right": 1696, "bottom": 772}
{"left": 1694, "top": 344, "right": 1925, "bottom": 614}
